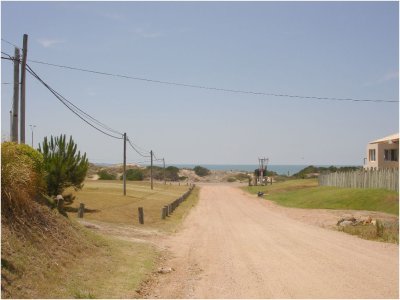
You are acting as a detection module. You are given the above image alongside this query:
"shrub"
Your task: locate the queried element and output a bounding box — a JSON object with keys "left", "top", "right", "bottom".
{"left": 39, "top": 135, "right": 89, "bottom": 196}
{"left": 227, "top": 177, "right": 236, "bottom": 182}
{"left": 98, "top": 170, "right": 116, "bottom": 180}
{"left": 166, "top": 166, "right": 180, "bottom": 181}
{"left": 1, "top": 142, "right": 45, "bottom": 221}
{"left": 193, "top": 166, "right": 210, "bottom": 177}
{"left": 125, "top": 169, "right": 144, "bottom": 181}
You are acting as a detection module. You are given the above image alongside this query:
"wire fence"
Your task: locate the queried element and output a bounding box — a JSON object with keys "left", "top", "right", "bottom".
{"left": 318, "top": 169, "right": 399, "bottom": 192}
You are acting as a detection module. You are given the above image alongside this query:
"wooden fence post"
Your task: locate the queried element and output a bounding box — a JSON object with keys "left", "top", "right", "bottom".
{"left": 56, "top": 195, "right": 64, "bottom": 213}
{"left": 162, "top": 206, "right": 167, "bottom": 219}
{"left": 78, "top": 203, "right": 85, "bottom": 218}
{"left": 138, "top": 207, "right": 144, "bottom": 224}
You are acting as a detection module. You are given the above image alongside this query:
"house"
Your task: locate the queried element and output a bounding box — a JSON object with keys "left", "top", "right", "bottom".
{"left": 364, "top": 133, "right": 399, "bottom": 170}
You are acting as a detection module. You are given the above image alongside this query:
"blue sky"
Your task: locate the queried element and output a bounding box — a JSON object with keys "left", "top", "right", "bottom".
{"left": 1, "top": 1, "right": 398, "bottom": 165}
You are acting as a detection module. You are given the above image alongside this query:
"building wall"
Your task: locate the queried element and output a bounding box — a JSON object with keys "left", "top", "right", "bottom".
{"left": 364, "top": 142, "right": 399, "bottom": 169}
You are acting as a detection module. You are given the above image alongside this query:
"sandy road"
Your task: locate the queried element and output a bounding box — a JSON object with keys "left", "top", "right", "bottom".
{"left": 144, "top": 184, "right": 399, "bottom": 299}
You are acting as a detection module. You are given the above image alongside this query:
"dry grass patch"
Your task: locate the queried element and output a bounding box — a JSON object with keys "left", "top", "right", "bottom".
{"left": 66, "top": 180, "right": 197, "bottom": 231}
{"left": 339, "top": 220, "right": 399, "bottom": 244}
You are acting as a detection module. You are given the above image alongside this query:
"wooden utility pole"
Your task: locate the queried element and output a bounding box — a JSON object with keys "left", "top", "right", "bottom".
{"left": 163, "top": 158, "right": 166, "bottom": 185}
{"left": 123, "top": 133, "right": 127, "bottom": 196}
{"left": 9, "top": 110, "right": 12, "bottom": 141}
{"left": 150, "top": 150, "right": 153, "bottom": 190}
{"left": 20, "top": 34, "right": 28, "bottom": 144}
{"left": 12, "top": 48, "right": 20, "bottom": 142}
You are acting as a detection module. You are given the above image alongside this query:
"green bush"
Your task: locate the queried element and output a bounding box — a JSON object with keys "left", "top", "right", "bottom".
{"left": 125, "top": 169, "right": 144, "bottom": 181}
{"left": 39, "top": 135, "right": 89, "bottom": 196}
{"left": 98, "top": 170, "right": 116, "bottom": 180}
{"left": 227, "top": 177, "right": 236, "bottom": 182}
{"left": 1, "top": 142, "right": 45, "bottom": 219}
{"left": 193, "top": 166, "right": 210, "bottom": 177}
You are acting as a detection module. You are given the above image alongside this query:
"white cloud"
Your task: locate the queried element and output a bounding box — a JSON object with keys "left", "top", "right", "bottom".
{"left": 363, "top": 71, "right": 399, "bottom": 87}
{"left": 380, "top": 71, "right": 399, "bottom": 83}
{"left": 37, "top": 38, "right": 65, "bottom": 48}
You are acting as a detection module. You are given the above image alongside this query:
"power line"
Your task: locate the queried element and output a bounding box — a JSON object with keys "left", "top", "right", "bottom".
{"left": 126, "top": 136, "right": 151, "bottom": 158}
{"left": 3, "top": 53, "right": 166, "bottom": 184}
{"left": 1, "top": 38, "right": 21, "bottom": 50}
{"left": 25, "top": 64, "right": 123, "bottom": 140}
{"left": 26, "top": 58, "right": 398, "bottom": 104}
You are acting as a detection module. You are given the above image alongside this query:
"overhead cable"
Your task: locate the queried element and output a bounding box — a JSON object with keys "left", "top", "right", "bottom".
{"left": 26, "top": 58, "right": 398, "bottom": 103}
{"left": 25, "top": 64, "right": 123, "bottom": 140}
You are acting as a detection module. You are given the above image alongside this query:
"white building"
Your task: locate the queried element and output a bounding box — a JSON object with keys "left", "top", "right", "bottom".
{"left": 364, "top": 133, "right": 399, "bottom": 170}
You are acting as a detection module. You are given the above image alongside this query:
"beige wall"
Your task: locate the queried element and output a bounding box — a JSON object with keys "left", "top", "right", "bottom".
{"left": 364, "top": 142, "right": 399, "bottom": 169}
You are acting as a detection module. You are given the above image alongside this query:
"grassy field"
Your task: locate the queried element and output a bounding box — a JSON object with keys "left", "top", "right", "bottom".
{"left": 245, "top": 179, "right": 399, "bottom": 215}
{"left": 66, "top": 180, "right": 198, "bottom": 231}
{"left": 2, "top": 180, "right": 199, "bottom": 298}
{"left": 2, "top": 221, "right": 157, "bottom": 299}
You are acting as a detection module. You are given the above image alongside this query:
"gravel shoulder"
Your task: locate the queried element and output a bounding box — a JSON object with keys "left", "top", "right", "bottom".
{"left": 140, "top": 184, "right": 399, "bottom": 299}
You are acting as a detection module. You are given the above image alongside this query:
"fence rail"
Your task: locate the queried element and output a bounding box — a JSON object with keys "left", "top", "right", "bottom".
{"left": 318, "top": 169, "right": 399, "bottom": 192}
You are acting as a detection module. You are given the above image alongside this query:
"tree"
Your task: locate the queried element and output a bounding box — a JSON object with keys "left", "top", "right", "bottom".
{"left": 39, "top": 135, "right": 89, "bottom": 196}
{"left": 124, "top": 169, "right": 144, "bottom": 181}
{"left": 98, "top": 170, "right": 116, "bottom": 180}
{"left": 193, "top": 165, "right": 210, "bottom": 177}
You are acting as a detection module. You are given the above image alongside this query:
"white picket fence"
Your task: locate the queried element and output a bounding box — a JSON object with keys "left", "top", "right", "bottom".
{"left": 318, "top": 169, "right": 399, "bottom": 192}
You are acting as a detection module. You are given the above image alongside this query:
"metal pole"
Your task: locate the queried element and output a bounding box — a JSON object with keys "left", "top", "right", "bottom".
{"left": 12, "top": 48, "right": 20, "bottom": 142}
{"left": 150, "top": 150, "right": 153, "bottom": 190}
{"left": 123, "top": 133, "right": 126, "bottom": 196}
{"left": 20, "top": 34, "right": 28, "bottom": 144}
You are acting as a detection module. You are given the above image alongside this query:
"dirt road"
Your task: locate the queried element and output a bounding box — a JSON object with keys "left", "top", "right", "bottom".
{"left": 144, "top": 184, "right": 399, "bottom": 298}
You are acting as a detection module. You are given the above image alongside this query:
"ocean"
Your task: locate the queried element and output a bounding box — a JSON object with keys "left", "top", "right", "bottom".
{"left": 171, "top": 164, "right": 319, "bottom": 176}
{"left": 94, "top": 162, "right": 361, "bottom": 176}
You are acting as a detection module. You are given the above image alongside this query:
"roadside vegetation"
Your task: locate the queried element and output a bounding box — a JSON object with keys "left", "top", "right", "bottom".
{"left": 245, "top": 179, "right": 398, "bottom": 215}
{"left": 1, "top": 138, "right": 198, "bottom": 298}
{"left": 244, "top": 178, "right": 399, "bottom": 243}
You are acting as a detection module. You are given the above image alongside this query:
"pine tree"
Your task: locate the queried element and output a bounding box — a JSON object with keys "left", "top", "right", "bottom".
{"left": 39, "top": 135, "right": 89, "bottom": 196}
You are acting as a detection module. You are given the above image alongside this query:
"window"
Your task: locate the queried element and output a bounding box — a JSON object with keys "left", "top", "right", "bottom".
{"left": 384, "top": 149, "right": 398, "bottom": 161}
{"left": 369, "top": 149, "right": 376, "bottom": 161}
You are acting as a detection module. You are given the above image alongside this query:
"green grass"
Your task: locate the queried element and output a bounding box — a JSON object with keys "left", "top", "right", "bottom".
{"left": 244, "top": 179, "right": 399, "bottom": 215}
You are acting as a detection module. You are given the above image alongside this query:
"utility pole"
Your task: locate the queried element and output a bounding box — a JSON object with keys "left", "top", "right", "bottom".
{"left": 9, "top": 110, "right": 12, "bottom": 141}
{"left": 163, "top": 158, "right": 166, "bottom": 185}
{"left": 29, "top": 125, "right": 36, "bottom": 147}
{"left": 20, "top": 34, "right": 28, "bottom": 144}
{"left": 150, "top": 150, "right": 153, "bottom": 190}
{"left": 123, "top": 133, "right": 126, "bottom": 196}
{"left": 12, "top": 48, "right": 20, "bottom": 142}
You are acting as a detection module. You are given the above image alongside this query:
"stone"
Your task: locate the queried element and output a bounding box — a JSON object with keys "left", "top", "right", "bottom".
{"left": 157, "top": 267, "right": 173, "bottom": 274}
{"left": 363, "top": 216, "right": 372, "bottom": 224}
{"left": 338, "top": 220, "right": 354, "bottom": 227}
